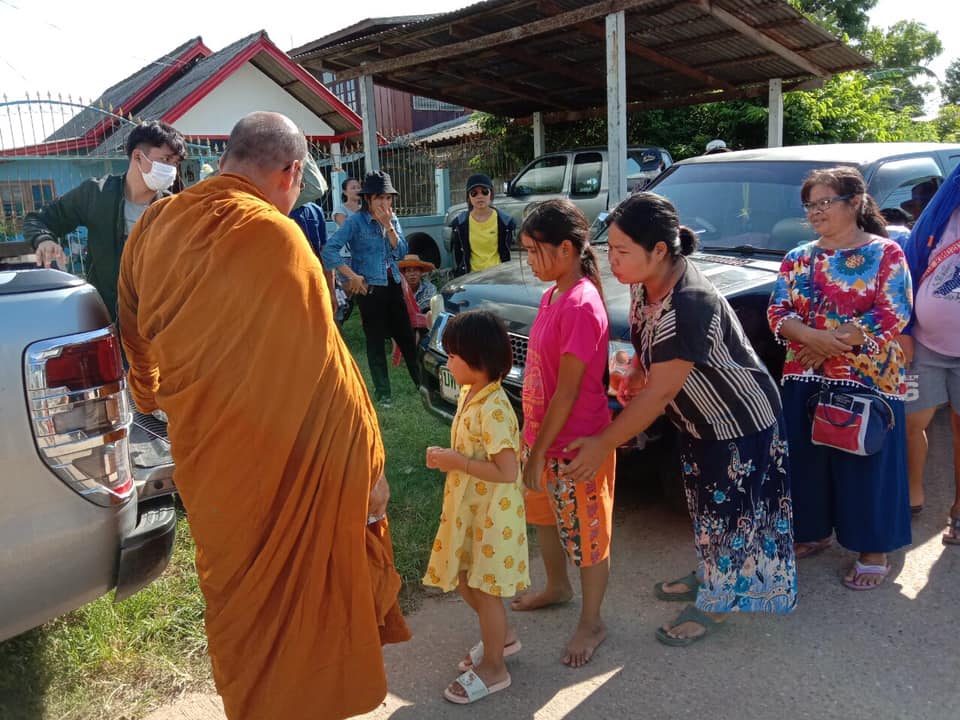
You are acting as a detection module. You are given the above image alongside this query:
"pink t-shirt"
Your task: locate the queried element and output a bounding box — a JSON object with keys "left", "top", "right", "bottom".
{"left": 914, "top": 207, "right": 960, "bottom": 357}
{"left": 522, "top": 276, "right": 611, "bottom": 459}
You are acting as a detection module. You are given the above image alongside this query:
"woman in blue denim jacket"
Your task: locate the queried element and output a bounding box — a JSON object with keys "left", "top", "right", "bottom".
{"left": 322, "top": 171, "right": 421, "bottom": 406}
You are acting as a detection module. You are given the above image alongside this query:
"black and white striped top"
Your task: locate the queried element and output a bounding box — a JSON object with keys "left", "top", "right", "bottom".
{"left": 630, "top": 261, "right": 781, "bottom": 441}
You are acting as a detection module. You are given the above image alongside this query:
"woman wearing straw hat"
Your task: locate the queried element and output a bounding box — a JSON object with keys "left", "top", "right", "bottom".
{"left": 449, "top": 173, "right": 517, "bottom": 277}
{"left": 322, "top": 171, "right": 421, "bottom": 406}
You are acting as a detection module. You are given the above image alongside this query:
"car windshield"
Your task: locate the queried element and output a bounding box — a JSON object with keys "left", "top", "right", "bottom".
{"left": 639, "top": 160, "right": 846, "bottom": 254}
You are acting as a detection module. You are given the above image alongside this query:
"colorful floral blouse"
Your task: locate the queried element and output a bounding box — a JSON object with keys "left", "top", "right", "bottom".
{"left": 767, "top": 238, "right": 913, "bottom": 397}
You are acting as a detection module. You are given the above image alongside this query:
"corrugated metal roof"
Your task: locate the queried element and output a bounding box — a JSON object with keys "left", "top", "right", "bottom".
{"left": 45, "top": 37, "right": 206, "bottom": 143}
{"left": 89, "top": 31, "right": 361, "bottom": 155}
{"left": 292, "top": 0, "right": 871, "bottom": 118}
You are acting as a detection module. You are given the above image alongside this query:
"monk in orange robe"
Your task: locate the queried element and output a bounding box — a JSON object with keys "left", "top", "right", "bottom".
{"left": 118, "top": 111, "right": 410, "bottom": 719}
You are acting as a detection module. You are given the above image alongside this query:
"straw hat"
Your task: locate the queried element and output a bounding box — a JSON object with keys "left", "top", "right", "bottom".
{"left": 398, "top": 254, "right": 435, "bottom": 272}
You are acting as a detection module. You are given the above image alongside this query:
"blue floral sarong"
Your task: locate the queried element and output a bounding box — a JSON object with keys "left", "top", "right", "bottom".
{"left": 680, "top": 417, "right": 797, "bottom": 614}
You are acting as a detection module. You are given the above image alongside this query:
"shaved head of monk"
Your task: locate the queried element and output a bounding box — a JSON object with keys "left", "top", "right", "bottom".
{"left": 221, "top": 111, "right": 308, "bottom": 214}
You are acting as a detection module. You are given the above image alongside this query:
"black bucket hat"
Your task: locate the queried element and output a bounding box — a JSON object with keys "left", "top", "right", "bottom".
{"left": 361, "top": 170, "right": 399, "bottom": 196}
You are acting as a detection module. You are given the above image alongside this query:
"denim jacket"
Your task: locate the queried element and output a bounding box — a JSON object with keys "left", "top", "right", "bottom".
{"left": 322, "top": 210, "right": 407, "bottom": 287}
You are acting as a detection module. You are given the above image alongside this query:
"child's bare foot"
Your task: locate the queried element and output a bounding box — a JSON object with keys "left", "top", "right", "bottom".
{"left": 562, "top": 620, "right": 606, "bottom": 668}
{"left": 510, "top": 585, "right": 573, "bottom": 611}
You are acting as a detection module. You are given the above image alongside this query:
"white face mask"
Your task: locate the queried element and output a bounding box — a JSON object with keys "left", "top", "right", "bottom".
{"left": 138, "top": 151, "right": 178, "bottom": 191}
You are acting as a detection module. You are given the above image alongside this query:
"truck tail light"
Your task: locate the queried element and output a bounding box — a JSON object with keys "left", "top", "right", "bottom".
{"left": 24, "top": 328, "right": 134, "bottom": 506}
{"left": 43, "top": 333, "right": 123, "bottom": 391}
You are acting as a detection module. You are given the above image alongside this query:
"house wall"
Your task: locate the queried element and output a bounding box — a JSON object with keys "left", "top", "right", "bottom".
{"left": 374, "top": 85, "right": 412, "bottom": 135}
{"left": 175, "top": 63, "right": 336, "bottom": 137}
{"left": 0, "top": 158, "right": 124, "bottom": 210}
{"left": 320, "top": 75, "right": 469, "bottom": 137}
{"left": 374, "top": 85, "right": 469, "bottom": 135}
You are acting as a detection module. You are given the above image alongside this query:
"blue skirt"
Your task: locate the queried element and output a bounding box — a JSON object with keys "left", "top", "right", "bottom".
{"left": 781, "top": 380, "right": 911, "bottom": 553}
{"left": 680, "top": 418, "right": 797, "bottom": 615}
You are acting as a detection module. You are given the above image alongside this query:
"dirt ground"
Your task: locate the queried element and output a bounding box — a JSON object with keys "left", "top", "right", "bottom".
{"left": 144, "top": 410, "right": 960, "bottom": 720}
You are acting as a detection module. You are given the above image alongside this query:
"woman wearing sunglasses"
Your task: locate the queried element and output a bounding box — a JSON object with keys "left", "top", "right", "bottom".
{"left": 450, "top": 173, "right": 517, "bottom": 277}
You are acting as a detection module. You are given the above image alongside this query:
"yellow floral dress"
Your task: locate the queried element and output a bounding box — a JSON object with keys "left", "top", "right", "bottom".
{"left": 423, "top": 380, "right": 531, "bottom": 597}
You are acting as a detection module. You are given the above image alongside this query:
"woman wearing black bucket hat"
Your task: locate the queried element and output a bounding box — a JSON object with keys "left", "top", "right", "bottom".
{"left": 322, "top": 170, "right": 420, "bottom": 406}
{"left": 449, "top": 173, "right": 517, "bottom": 276}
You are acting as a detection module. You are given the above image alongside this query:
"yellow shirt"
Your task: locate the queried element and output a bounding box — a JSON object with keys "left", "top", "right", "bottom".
{"left": 469, "top": 212, "right": 500, "bottom": 271}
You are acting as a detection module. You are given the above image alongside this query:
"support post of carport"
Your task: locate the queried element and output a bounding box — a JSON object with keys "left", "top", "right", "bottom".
{"left": 606, "top": 11, "right": 627, "bottom": 208}
{"left": 532, "top": 112, "right": 545, "bottom": 157}
{"left": 767, "top": 78, "right": 783, "bottom": 148}
{"left": 359, "top": 74, "right": 380, "bottom": 173}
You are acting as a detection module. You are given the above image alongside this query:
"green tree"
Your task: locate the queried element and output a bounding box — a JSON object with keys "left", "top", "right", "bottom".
{"left": 784, "top": 71, "right": 937, "bottom": 143}
{"left": 943, "top": 58, "right": 960, "bottom": 106}
{"left": 789, "top": 0, "right": 877, "bottom": 41}
{"left": 857, "top": 21, "right": 943, "bottom": 112}
{"left": 934, "top": 103, "right": 960, "bottom": 142}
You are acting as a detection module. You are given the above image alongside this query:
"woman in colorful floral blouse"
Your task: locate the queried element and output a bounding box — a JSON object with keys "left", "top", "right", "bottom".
{"left": 767, "top": 166, "right": 913, "bottom": 591}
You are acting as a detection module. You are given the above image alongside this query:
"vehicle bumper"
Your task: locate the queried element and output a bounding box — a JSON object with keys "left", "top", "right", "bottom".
{"left": 420, "top": 346, "right": 457, "bottom": 421}
{"left": 133, "top": 462, "right": 176, "bottom": 501}
{"left": 114, "top": 497, "right": 177, "bottom": 602}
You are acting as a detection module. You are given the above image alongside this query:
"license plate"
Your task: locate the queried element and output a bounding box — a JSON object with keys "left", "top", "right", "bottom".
{"left": 438, "top": 366, "right": 460, "bottom": 403}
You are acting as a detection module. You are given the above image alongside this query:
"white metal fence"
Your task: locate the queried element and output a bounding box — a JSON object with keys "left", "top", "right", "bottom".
{"left": 2, "top": 96, "right": 523, "bottom": 272}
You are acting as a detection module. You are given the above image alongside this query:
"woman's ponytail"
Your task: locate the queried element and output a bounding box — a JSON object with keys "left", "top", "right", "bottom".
{"left": 858, "top": 195, "right": 888, "bottom": 237}
{"left": 580, "top": 244, "right": 606, "bottom": 306}
{"left": 678, "top": 226, "right": 699, "bottom": 256}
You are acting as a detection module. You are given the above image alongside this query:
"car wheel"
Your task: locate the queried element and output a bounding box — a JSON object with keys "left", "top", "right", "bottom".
{"left": 407, "top": 233, "right": 441, "bottom": 268}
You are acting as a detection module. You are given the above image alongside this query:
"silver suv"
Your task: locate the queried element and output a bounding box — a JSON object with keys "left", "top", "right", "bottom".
{"left": 0, "top": 268, "right": 177, "bottom": 642}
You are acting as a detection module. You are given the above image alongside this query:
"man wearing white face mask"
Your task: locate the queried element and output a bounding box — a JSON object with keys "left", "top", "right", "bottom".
{"left": 24, "top": 120, "right": 186, "bottom": 321}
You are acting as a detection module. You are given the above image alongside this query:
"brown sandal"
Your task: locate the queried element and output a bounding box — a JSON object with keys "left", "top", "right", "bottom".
{"left": 942, "top": 517, "right": 960, "bottom": 546}
{"left": 794, "top": 537, "right": 831, "bottom": 559}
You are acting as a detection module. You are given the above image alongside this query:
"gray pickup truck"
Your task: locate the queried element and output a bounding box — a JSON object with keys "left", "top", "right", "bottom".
{"left": 0, "top": 267, "right": 177, "bottom": 642}
{"left": 441, "top": 145, "right": 673, "bottom": 258}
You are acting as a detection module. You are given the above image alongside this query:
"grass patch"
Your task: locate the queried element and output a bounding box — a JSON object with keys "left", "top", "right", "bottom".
{"left": 0, "top": 313, "right": 448, "bottom": 719}
{"left": 338, "top": 315, "right": 449, "bottom": 595}
{"left": 0, "top": 513, "right": 211, "bottom": 720}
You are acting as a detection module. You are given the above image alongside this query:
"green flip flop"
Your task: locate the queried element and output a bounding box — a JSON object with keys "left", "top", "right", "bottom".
{"left": 653, "top": 570, "right": 700, "bottom": 602}
{"left": 655, "top": 605, "right": 725, "bottom": 647}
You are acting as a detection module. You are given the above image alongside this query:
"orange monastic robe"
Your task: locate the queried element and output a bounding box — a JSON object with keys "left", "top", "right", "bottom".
{"left": 118, "top": 173, "right": 410, "bottom": 720}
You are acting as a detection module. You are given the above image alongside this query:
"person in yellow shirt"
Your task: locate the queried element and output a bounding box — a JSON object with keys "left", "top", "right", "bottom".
{"left": 450, "top": 173, "right": 517, "bottom": 276}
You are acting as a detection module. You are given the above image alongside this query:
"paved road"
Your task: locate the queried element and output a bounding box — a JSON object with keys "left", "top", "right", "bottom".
{"left": 146, "top": 410, "right": 959, "bottom": 720}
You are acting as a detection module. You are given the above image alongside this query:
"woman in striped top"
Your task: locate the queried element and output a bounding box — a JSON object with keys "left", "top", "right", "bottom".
{"left": 566, "top": 192, "right": 797, "bottom": 646}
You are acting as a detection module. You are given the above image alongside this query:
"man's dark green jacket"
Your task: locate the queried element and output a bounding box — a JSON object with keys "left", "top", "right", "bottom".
{"left": 23, "top": 173, "right": 168, "bottom": 321}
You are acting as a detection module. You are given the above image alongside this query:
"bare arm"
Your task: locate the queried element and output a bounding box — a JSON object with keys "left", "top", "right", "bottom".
{"left": 565, "top": 358, "right": 693, "bottom": 483}
{"left": 426, "top": 446, "right": 519, "bottom": 485}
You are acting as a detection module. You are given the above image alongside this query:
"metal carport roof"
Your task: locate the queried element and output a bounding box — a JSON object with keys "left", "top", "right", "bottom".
{"left": 290, "top": 0, "right": 871, "bottom": 120}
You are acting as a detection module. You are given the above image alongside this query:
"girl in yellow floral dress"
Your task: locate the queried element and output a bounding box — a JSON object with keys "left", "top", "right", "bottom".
{"left": 423, "top": 310, "right": 530, "bottom": 705}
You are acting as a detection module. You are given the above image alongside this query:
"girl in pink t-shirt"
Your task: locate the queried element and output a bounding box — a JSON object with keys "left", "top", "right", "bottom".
{"left": 513, "top": 199, "right": 614, "bottom": 668}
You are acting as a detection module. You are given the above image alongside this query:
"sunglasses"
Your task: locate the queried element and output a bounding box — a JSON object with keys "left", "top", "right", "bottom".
{"left": 469, "top": 187, "right": 491, "bottom": 197}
